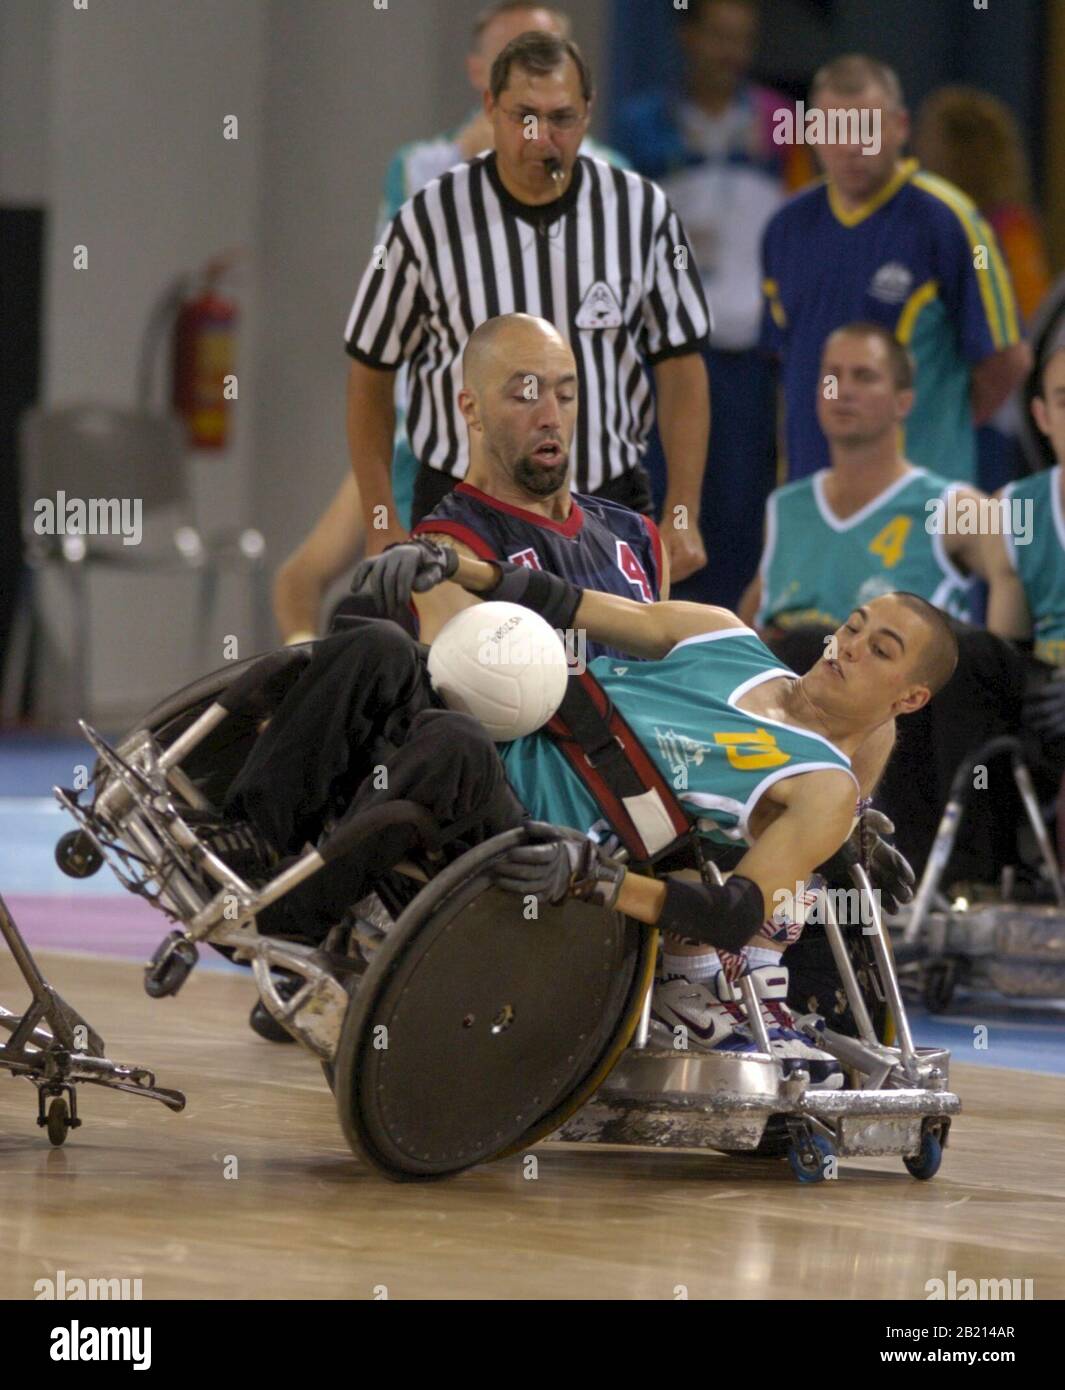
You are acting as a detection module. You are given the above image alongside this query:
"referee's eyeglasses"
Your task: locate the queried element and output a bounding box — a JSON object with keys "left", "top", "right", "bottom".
{"left": 497, "top": 103, "right": 588, "bottom": 134}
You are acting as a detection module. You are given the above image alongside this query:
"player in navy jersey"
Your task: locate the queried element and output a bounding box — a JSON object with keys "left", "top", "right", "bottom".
{"left": 248, "top": 312, "right": 668, "bottom": 1043}
{"left": 408, "top": 313, "right": 669, "bottom": 657}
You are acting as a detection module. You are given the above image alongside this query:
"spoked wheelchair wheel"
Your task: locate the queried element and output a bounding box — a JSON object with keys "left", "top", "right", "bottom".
{"left": 333, "top": 828, "right": 654, "bottom": 1181}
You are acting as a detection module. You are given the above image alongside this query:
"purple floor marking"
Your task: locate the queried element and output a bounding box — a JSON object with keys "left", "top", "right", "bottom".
{"left": 2, "top": 893, "right": 240, "bottom": 971}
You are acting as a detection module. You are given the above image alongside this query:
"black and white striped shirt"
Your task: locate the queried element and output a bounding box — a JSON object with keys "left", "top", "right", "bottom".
{"left": 344, "top": 151, "right": 711, "bottom": 493}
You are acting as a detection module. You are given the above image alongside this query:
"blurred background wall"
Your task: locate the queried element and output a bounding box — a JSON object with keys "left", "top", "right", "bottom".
{"left": 0, "top": 0, "right": 611, "bottom": 723}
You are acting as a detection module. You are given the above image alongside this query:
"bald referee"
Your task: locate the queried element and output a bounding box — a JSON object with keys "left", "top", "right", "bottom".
{"left": 344, "top": 30, "right": 712, "bottom": 583}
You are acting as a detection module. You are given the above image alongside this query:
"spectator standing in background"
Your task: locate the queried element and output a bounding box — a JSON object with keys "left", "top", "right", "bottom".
{"left": 614, "top": 0, "right": 810, "bottom": 610}
{"left": 914, "top": 85, "right": 1051, "bottom": 493}
{"left": 272, "top": 3, "right": 630, "bottom": 644}
{"left": 761, "top": 55, "right": 1031, "bottom": 488}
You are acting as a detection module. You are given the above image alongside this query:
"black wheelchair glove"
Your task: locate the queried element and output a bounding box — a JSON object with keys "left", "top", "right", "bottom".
{"left": 348, "top": 539, "right": 459, "bottom": 622}
{"left": 815, "top": 808, "right": 916, "bottom": 916}
{"left": 489, "top": 821, "right": 626, "bottom": 910}
{"left": 1023, "top": 666, "right": 1065, "bottom": 741}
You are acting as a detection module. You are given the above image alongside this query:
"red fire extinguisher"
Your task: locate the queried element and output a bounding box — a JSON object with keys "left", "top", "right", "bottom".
{"left": 172, "top": 257, "right": 238, "bottom": 450}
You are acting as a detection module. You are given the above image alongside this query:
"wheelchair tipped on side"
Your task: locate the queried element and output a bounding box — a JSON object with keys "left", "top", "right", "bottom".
{"left": 36, "top": 642, "right": 958, "bottom": 1182}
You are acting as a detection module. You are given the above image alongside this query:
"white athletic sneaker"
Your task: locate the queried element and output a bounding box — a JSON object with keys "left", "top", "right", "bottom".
{"left": 746, "top": 963, "right": 844, "bottom": 1090}
{"left": 650, "top": 973, "right": 760, "bottom": 1055}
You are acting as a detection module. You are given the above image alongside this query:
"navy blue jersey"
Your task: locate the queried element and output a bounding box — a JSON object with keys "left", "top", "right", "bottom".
{"left": 412, "top": 482, "right": 662, "bottom": 662}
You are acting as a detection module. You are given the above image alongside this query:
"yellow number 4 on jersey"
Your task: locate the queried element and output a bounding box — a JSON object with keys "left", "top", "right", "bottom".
{"left": 867, "top": 515, "right": 912, "bottom": 570}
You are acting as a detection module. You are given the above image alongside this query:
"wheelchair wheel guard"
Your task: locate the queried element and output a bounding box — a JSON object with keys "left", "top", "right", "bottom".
{"left": 334, "top": 826, "right": 651, "bottom": 1181}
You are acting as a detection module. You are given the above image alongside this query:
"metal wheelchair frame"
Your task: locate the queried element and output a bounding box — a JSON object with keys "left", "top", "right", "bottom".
{"left": 0, "top": 889, "right": 185, "bottom": 1145}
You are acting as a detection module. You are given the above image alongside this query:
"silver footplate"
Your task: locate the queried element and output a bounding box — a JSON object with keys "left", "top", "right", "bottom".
{"left": 550, "top": 1047, "right": 960, "bottom": 1156}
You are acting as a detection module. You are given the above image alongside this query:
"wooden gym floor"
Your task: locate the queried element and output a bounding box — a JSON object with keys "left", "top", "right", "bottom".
{"left": 2, "top": 949, "right": 1063, "bottom": 1301}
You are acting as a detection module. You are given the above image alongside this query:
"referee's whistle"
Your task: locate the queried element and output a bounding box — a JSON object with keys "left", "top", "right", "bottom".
{"left": 545, "top": 157, "right": 564, "bottom": 191}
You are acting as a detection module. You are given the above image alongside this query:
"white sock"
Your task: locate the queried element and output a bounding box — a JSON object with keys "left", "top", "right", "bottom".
{"left": 746, "top": 946, "right": 785, "bottom": 971}
{"left": 663, "top": 950, "right": 721, "bottom": 983}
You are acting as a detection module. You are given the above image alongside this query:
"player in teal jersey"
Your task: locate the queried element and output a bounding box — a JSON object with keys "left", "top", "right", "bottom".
{"left": 1000, "top": 340, "right": 1065, "bottom": 669}
{"left": 740, "top": 324, "right": 1021, "bottom": 633}
{"left": 753, "top": 465, "right": 976, "bottom": 629}
{"left": 1002, "top": 334, "right": 1065, "bottom": 753}
{"left": 340, "top": 538, "right": 951, "bottom": 1075}
{"left": 1001, "top": 463, "right": 1065, "bottom": 667}
{"left": 500, "top": 626, "right": 856, "bottom": 853}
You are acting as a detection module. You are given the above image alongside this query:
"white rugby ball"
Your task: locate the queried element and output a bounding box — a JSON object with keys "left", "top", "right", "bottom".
{"left": 427, "top": 601, "right": 568, "bottom": 741}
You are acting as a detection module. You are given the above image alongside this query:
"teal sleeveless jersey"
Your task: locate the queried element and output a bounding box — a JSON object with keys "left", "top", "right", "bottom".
{"left": 1003, "top": 466, "right": 1065, "bottom": 667}
{"left": 499, "top": 628, "right": 857, "bottom": 851}
{"left": 755, "top": 467, "right": 974, "bottom": 630}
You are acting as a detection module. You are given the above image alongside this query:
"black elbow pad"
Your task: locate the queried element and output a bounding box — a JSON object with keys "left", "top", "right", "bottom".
{"left": 656, "top": 874, "right": 764, "bottom": 952}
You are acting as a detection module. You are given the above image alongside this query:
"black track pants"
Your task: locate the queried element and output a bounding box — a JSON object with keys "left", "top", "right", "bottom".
{"left": 225, "top": 620, "right": 526, "bottom": 937}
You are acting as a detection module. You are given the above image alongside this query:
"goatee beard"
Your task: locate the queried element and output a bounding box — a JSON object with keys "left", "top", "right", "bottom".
{"left": 513, "top": 453, "right": 569, "bottom": 496}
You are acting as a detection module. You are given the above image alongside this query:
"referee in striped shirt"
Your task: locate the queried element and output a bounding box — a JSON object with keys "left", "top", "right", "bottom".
{"left": 344, "top": 30, "right": 713, "bottom": 583}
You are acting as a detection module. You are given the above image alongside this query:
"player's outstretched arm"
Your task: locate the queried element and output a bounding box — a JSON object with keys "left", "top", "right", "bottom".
{"left": 494, "top": 773, "right": 856, "bottom": 953}
{"left": 615, "top": 771, "right": 856, "bottom": 941}
{"left": 445, "top": 551, "right": 743, "bottom": 658}
{"left": 349, "top": 541, "right": 743, "bottom": 656}
{"left": 714, "top": 771, "right": 857, "bottom": 919}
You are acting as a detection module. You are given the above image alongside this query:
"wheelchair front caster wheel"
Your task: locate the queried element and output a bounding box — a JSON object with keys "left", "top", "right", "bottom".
{"left": 45, "top": 1097, "right": 71, "bottom": 1147}
{"left": 787, "top": 1132, "right": 835, "bottom": 1183}
{"left": 55, "top": 830, "right": 103, "bottom": 879}
{"left": 904, "top": 1124, "right": 945, "bottom": 1180}
{"left": 145, "top": 932, "right": 199, "bottom": 998}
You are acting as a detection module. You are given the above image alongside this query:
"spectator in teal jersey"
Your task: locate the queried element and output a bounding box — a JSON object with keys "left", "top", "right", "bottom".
{"left": 1002, "top": 329, "right": 1065, "bottom": 803}
{"left": 272, "top": 3, "right": 629, "bottom": 644}
{"left": 1002, "top": 329, "right": 1065, "bottom": 673}
{"left": 739, "top": 324, "right": 1020, "bottom": 633}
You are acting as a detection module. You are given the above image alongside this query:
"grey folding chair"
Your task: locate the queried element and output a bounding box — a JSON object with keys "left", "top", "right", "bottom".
{"left": 15, "top": 404, "right": 267, "bottom": 724}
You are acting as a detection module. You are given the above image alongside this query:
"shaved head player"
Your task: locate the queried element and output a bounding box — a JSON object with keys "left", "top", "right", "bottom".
{"left": 411, "top": 313, "right": 668, "bottom": 651}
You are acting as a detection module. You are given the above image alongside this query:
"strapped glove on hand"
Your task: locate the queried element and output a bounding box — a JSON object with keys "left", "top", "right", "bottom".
{"left": 348, "top": 539, "right": 458, "bottom": 622}
{"left": 489, "top": 821, "right": 626, "bottom": 910}
{"left": 815, "top": 808, "right": 916, "bottom": 916}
